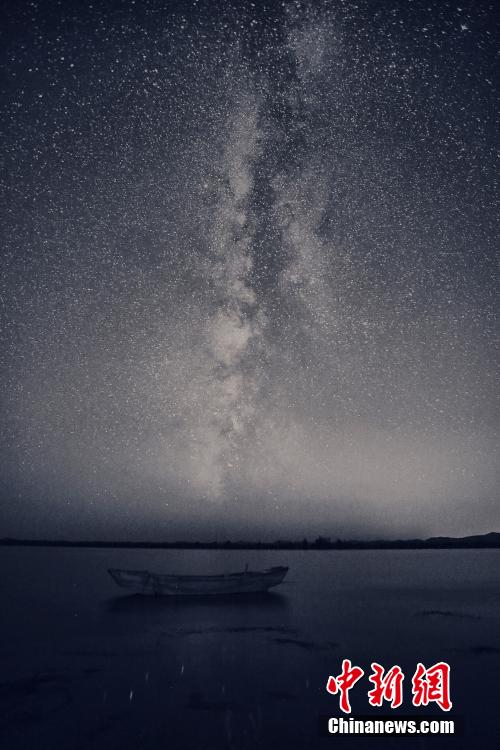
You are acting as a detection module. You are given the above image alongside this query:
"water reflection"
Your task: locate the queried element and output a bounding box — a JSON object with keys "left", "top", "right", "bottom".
{"left": 106, "top": 591, "right": 289, "bottom": 614}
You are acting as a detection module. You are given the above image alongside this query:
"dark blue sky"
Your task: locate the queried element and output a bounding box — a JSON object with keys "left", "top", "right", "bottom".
{"left": 1, "top": 0, "right": 498, "bottom": 540}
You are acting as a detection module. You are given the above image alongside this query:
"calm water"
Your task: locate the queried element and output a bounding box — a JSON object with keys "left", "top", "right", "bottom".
{"left": 1, "top": 548, "right": 499, "bottom": 749}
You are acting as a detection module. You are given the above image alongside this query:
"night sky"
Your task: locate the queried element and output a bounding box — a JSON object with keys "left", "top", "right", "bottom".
{"left": 1, "top": 0, "right": 498, "bottom": 541}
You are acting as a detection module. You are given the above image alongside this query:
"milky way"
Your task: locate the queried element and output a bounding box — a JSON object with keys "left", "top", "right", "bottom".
{"left": 1, "top": 0, "right": 498, "bottom": 540}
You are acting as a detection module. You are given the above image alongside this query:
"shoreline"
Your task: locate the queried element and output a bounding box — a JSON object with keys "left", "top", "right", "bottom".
{"left": 1, "top": 534, "right": 499, "bottom": 551}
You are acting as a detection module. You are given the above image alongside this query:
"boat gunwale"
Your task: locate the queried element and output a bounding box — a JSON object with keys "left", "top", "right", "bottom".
{"left": 109, "top": 566, "right": 288, "bottom": 582}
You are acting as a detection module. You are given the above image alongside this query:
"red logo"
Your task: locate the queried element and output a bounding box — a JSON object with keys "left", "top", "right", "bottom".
{"left": 368, "top": 662, "right": 404, "bottom": 709}
{"left": 326, "top": 660, "right": 452, "bottom": 713}
{"left": 411, "top": 662, "right": 452, "bottom": 711}
{"left": 326, "top": 659, "right": 365, "bottom": 714}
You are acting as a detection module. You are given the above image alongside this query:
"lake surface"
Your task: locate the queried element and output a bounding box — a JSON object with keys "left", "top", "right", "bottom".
{"left": 1, "top": 548, "right": 499, "bottom": 749}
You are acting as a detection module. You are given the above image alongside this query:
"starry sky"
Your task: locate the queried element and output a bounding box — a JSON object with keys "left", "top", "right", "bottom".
{"left": 1, "top": 0, "right": 498, "bottom": 541}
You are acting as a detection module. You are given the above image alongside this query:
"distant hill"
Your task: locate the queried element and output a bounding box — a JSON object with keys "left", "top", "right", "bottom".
{"left": 0, "top": 532, "right": 499, "bottom": 550}
{"left": 425, "top": 532, "right": 500, "bottom": 548}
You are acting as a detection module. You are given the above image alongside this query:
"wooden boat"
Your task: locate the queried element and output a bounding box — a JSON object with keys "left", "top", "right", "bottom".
{"left": 108, "top": 565, "right": 288, "bottom": 596}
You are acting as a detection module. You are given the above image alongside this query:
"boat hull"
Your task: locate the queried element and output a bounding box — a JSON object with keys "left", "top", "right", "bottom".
{"left": 108, "top": 566, "right": 288, "bottom": 596}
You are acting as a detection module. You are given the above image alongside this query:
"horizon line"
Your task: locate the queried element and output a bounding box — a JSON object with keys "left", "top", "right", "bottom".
{"left": 0, "top": 531, "right": 499, "bottom": 550}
